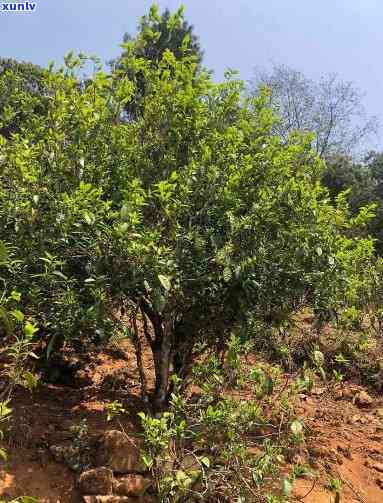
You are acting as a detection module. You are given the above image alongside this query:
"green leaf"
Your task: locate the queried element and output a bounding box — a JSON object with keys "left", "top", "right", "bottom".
{"left": 158, "top": 274, "right": 171, "bottom": 291}
{"left": 290, "top": 420, "right": 303, "bottom": 435}
{"left": 312, "top": 350, "right": 324, "bottom": 366}
{"left": 282, "top": 478, "right": 293, "bottom": 497}
{"left": 9, "top": 290, "right": 21, "bottom": 302}
{"left": 11, "top": 310, "right": 24, "bottom": 322}
{"left": 199, "top": 456, "right": 210, "bottom": 468}
{"left": 141, "top": 454, "right": 153, "bottom": 468}
{"left": 120, "top": 204, "right": 129, "bottom": 220}
{"left": 52, "top": 270, "right": 68, "bottom": 280}
{"left": 223, "top": 267, "right": 232, "bottom": 282}
{"left": 46, "top": 333, "right": 58, "bottom": 359}
{"left": 24, "top": 321, "right": 38, "bottom": 339}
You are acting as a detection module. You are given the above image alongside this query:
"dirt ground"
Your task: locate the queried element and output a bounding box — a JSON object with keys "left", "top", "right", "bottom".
{"left": 1, "top": 341, "right": 383, "bottom": 503}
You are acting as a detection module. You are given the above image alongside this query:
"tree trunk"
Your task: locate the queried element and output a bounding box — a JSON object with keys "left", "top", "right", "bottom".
{"left": 152, "top": 326, "right": 173, "bottom": 411}
{"left": 131, "top": 312, "right": 149, "bottom": 405}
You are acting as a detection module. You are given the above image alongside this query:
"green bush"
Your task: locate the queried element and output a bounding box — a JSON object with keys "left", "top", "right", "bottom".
{"left": 0, "top": 7, "right": 375, "bottom": 410}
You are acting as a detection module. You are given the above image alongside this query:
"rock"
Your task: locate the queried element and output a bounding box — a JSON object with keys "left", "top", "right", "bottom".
{"left": 334, "top": 389, "right": 343, "bottom": 400}
{"left": 83, "top": 497, "right": 155, "bottom": 503}
{"left": 78, "top": 467, "right": 113, "bottom": 496}
{"left": 83, "top": 497, "right": 134, "bottom": 503}
{"left": 49, "top": 444, "right": 66, "bottom": 463}
{"left": 342, "top": 387, "right": 357, "bottom": 399}
{"left": 372, "top": 462, "right": 383, "bottom": 473}
{"left": 337, "top": 444, "right": 353, "bottom": 460}
{"left": 114, "top": 475, "right": 152, "bottom": 496}
{"left": 96, "top": 430, "right": 146, "bottom": 474}
{"left": 376, "top": 409, "right": 383, "bottom": 419}
{"left": 376, "top": 477, "right": 383, "bottom": 489}
{"left": 308, "top": 445, "right": 337, "bottom": 463}
{"left": 356, "top": 390, "right": 373, "bottom": 407}
{"left": 75, "top": 369, "right": 93, "bottom": 387}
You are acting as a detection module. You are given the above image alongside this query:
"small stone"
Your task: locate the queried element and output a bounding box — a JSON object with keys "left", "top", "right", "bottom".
{"left": 78, "top": 467, "right": 113, "bottom": 496}
{"left": 75, "top": 369, "right": 93, "bottom": 387}
{"left": 49, "top": 444, "right": 70, "bottom": 463}
{"left": 342, "top": 388, "right": 357, "bottom": 399}
{"left": 308, "top": 445, "right": 337, "bottom": 463}
{"left": 337, "top": 445, "right": 353, "bottom": 460}
{"left": 83, "top": 498, "right": 156, "bottom": 503}
{"left": 83, "top": 497, "right": 133, "bottom": 503}
{"left": 114, "top": 475, "right": 152, "bottom": 496}
{"left": 334, "top": 389, "right": 343, "bottom": 400}
{"left": 356, "top": 391, "right": 373, "bottom": 407}
{"left": 372, "top": 462, "right": 383, "bottom": 473}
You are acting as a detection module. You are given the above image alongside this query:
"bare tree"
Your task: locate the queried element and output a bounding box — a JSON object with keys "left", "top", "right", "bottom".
{"left": 251, "top": 64, "right": 379, "bottom": 158}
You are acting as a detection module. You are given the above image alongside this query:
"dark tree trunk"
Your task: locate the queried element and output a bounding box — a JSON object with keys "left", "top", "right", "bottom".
{"left": 139, "top": 299, "right": 174, "bottom": 411}
{"left": 152, "top": 328, "right": 172, "bottom": 411}
{"left": 131, "top": 312, "right": 149, "bottom": 405}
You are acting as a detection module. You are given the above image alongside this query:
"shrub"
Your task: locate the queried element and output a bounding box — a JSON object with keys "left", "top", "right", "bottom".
{"left": 0, "top": 7, "right": 374, "bottom": 409}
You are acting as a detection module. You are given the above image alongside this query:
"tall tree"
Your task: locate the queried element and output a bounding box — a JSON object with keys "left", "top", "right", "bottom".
{"left": 251, "top": 64, "right": 378, "bottom": 159}
{"left": 111, "top": 4, "right": 203, "bottom": 119}
{"left": 0, "top": 58, "right": 47, "bottom": 139}
{"left": 321, "top": 152, "right": 383, "bottom": 253}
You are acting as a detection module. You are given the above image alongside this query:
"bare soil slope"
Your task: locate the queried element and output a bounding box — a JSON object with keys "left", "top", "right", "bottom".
{"left": 1, "top": 343, "right": 383, "bottom": 502}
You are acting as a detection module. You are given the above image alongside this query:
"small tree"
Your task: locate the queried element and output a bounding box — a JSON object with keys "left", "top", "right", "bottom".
{"left": 0, "top": 12, "right": 374, "bottom": 410}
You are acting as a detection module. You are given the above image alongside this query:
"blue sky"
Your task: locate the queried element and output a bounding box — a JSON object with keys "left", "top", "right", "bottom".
{"left": 1, "top": 0, "right": 382, "bottom": 147}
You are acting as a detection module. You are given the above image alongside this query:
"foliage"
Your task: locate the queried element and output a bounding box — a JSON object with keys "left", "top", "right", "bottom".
{"left": 105, "top": 400, "right": 126, "bottom": 422}
{"left": 0, "top": 244, "right": 38, "bottom": 501}
{"left": 321, "top": 152, "right": 383, "bottom": 254}
{"left": 0, "top": 58, "right": 47, "bottom": 140}
{"left": 139, "top": 351, "right": 310, "bottom": 502}
{"left": 0, "top": 498, "right": 38, "bottom": 503}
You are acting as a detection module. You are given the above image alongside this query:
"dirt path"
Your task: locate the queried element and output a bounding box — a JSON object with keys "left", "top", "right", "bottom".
{"left": 1, "top": 347, "right": 383, "bottom": 502}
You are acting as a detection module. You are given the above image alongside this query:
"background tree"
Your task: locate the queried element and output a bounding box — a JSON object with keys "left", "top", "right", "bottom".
{"left": 251, "top": 64, "right": 379, "bottom": 159}
{"left": 322, "top": 152, "right": 383, "bottom": 254}
{"left": 110, "top": 4, "right": 203, "bottom": 120}
{"left": 0, "top": 58, "right": 47, "bottom": 139}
